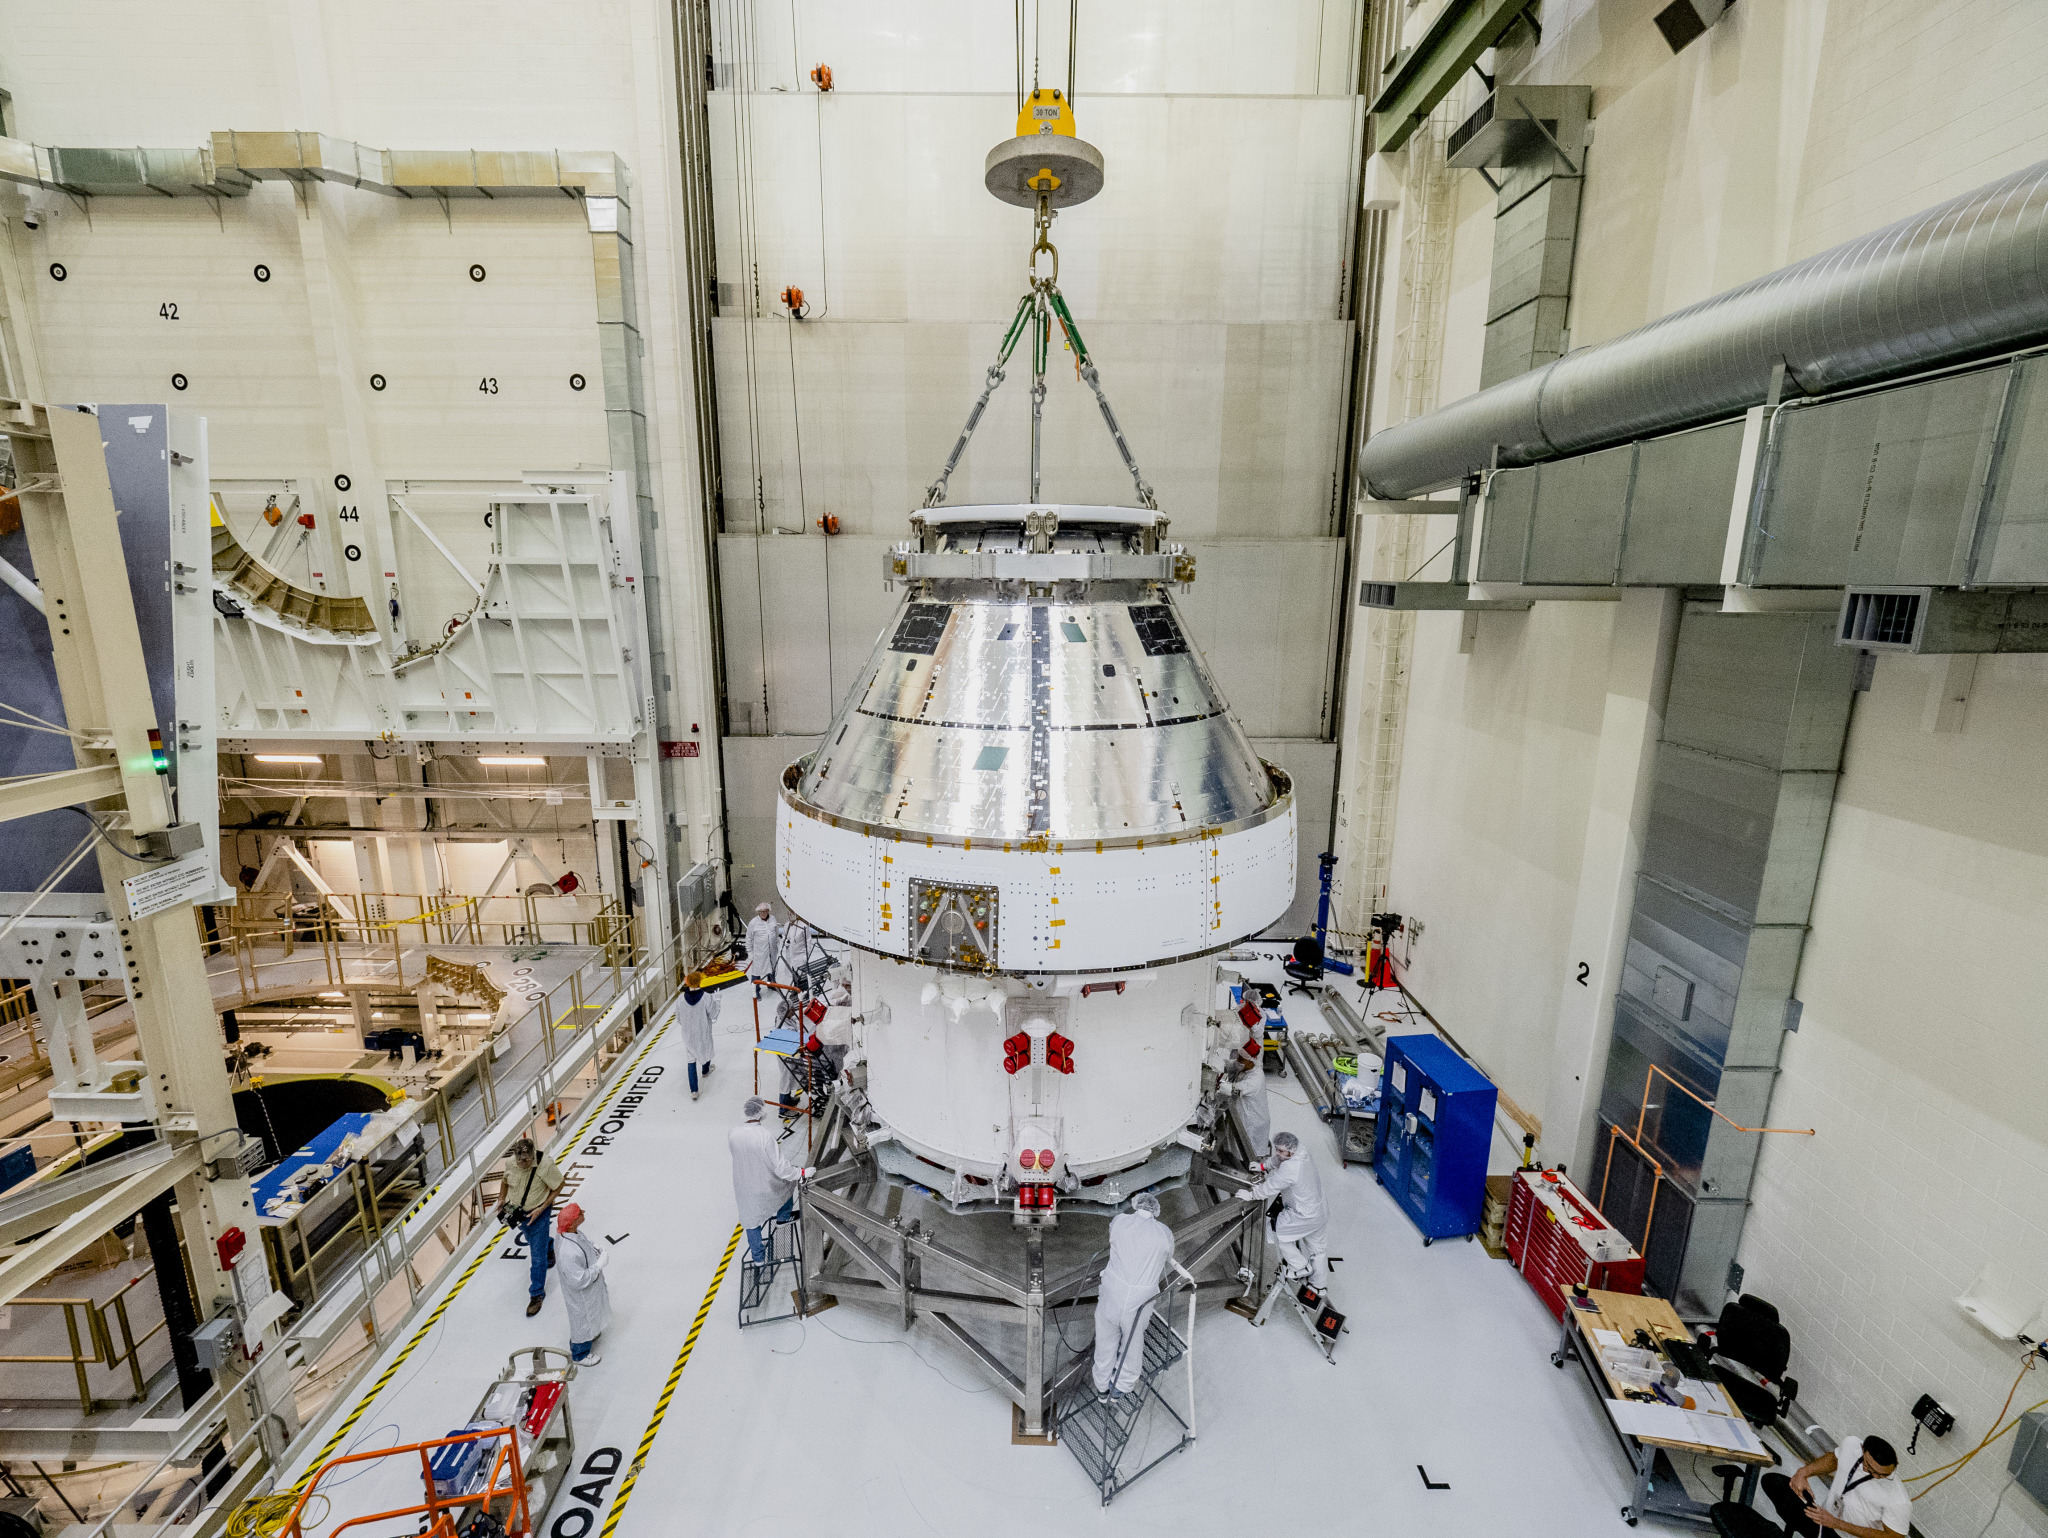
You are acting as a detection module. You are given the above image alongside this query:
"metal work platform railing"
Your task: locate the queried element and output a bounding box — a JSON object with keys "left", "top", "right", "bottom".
{"left": 1054, "top": 1286, "right": 1198, "bottom": 1507}
{"left": 0, "top": 1268, "right": 165, "bottom": 1416}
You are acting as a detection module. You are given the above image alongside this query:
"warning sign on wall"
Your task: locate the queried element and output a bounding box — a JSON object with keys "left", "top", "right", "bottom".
{"left": 659, "top": 741, "right": 701, "bottom": 759}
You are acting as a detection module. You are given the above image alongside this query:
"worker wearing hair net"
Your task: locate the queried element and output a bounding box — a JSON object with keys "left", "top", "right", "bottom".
{"left": 1091, "top": 1193, "right": 1176, "bottom": 1399}
{"left": 779, "top": 914, "right": 814, "bottom": 985}
{"left": 555, "top": 1204, "right": 610, "bottom": 1366}
{"left": 1222, "top": 1033, "right": 1271, "bottom": 1158}
{"left": 730, "top": 1097, "right": 813, "bottom": 1263}
{"left": 745, "top": 904, "right": 782, "bottom": 999}
{"left": 1236, "top": 1130, "right": 1331, "bottom": 1292}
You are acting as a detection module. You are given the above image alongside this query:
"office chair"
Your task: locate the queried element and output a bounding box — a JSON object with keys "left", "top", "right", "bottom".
{"left": 1698, "top": 1294, "right": 1799, "bottom": 1426}
{"left": 1282, "top": 935, "right": 1324, "bottom": 995}
{"left": 1707, "top": 1501, "right": 1780, "bottom": 1538}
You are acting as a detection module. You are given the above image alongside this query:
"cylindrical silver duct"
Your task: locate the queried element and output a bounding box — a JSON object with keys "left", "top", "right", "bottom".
{"left": 1360, "top": 159, "right": 2048, "bottom": 497}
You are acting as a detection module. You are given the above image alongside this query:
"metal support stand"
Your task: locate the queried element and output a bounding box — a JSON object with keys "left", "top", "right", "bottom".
{"left": 0, "top": 405, "right": 270, "bottom": 1448}
{"left": 796, "top": 1131, "right": 1260, "bottom": 1442}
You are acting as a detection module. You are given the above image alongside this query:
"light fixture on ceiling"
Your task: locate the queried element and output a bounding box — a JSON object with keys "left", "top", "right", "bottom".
{"left": 477, "top": 756, "right": 546, "bottom": 766}
{"left": 254, "top": 753, "right": 323, "bottom": 764}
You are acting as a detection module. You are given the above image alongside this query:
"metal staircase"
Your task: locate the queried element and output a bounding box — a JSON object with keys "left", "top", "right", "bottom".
{"left": 1053, "top": 1310, "right": 1195, "bottom": 1507}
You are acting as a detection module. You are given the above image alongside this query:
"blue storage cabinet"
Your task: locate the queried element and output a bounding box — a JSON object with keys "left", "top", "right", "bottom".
{"left": 1373, "top": 1035, "right": 1497, "bottom": 1242}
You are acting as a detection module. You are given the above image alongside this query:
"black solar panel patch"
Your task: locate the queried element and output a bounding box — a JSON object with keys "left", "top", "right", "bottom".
{"left": 890, "top": 602, "right": 953, "bottom": 655}
{"left": 1128, "top": 604, "right": 1189, "bottom": 656}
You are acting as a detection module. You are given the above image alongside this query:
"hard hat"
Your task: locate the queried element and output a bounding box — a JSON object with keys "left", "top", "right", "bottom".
{"left": 557, "top": 1203, "right": 583, "bottom": 1231}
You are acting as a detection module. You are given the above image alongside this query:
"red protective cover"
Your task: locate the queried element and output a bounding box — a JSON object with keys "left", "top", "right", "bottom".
{"left": 524, "top": 1382, "right": 563, "bottom": 1436}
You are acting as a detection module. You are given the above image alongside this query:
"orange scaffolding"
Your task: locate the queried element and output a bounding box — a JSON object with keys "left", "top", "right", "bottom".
{"left": 281, "top": 1425, "right": 531, "bottom": 1538}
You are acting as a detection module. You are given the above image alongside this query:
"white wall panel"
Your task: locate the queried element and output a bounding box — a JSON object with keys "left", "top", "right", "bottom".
{"left": 1179, "top": 538, "right": 1342, "bottom": 738}
{"left": 725, "top": 0, "right": 1361, "bottom": 98}
{"left": 714, "top": 317, "right": 1351, "bottom": 536}
{"left": 709, "top": 93, "right": 1360, "bottom": 325}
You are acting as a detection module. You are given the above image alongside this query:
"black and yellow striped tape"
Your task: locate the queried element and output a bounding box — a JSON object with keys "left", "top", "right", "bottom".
{"left": 596, "top": 1223, "right": 743, "bottom": 1538}
{"left": 292, "top": 1020, "right": 673, "bottom": 1492}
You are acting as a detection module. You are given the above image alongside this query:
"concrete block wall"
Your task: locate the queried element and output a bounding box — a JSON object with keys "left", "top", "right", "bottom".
{"left": 1738, "top": 652, "right": 2048, "bottom": 1538}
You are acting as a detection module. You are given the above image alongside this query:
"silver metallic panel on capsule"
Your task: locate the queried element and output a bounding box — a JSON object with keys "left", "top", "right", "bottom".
{"left": 796, "top": 551, "right": 1274, "bottom": 840}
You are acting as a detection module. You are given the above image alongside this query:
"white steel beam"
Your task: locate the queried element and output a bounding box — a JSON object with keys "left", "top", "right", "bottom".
{"left": 0, "top": 1145, "right": 200, "bottom": 1307}
{"left": 0, "top": 763, "right": 124, "bottom": 823}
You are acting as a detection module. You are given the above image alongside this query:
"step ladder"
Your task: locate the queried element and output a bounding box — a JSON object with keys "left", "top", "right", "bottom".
{"left": 1250, "top": 1270, "right": 1345, "bottom": 1362}
{"left": 737, "top": 1211, "right": 802, "bottom": 1328}
{"left": 1054, "top": 1311, "right": 1195, "bottom": 1507}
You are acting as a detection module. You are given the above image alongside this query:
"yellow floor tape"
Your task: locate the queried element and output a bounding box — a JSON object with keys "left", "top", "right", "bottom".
{"left": 292, "top": 1021, "right": 674, "bottom": 1490}
{"left": 597, "top": 1223, "right": 743, "bottom": 1538}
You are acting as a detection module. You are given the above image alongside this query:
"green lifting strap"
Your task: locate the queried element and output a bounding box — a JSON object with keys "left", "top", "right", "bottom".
{"left": 1047, "top": 289, "right": 1089, "bottom": 367}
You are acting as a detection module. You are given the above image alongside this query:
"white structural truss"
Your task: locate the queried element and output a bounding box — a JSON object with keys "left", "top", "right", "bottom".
{"left": 213, "top": 486, "right": 647, "bottom": 742}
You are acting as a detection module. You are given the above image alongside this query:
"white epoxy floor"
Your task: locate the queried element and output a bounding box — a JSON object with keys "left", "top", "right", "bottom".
{"left": 290, "top": 957, "right": 1703, "bottom": 1538}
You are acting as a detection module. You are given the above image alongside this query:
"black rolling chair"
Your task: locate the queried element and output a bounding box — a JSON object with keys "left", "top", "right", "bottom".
{"left": 1699, "top": 1295, "right": 1795, "bottom": 1514}
{"left": 1700, "top": 1294, "right": 1799, "bottom": 1425}
{"left": 1707, "top": 1501, "right": 1781, "bottom": 1538}
{"left": 1282, "top": 935, "right": 1324, "bottom": 995}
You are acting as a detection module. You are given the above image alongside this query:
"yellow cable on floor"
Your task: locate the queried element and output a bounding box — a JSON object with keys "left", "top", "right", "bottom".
{"left": 227, "top": 1490, "right": 326, "bottom": 1538}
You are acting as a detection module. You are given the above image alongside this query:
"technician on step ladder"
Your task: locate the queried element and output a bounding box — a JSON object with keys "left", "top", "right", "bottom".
{"left": 1237, "top": 1131, "right": 1330, "bottom": 1295}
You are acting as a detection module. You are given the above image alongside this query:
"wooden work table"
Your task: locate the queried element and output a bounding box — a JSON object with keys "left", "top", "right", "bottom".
{"left": 1552, "top": 1286, "right": 1775, "bottom": 1528}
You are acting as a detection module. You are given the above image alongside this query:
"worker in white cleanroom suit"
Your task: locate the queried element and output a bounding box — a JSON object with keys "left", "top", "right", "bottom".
{"left": 745, "top": 903, "right": 782, "bottom": 998}
{"left": 730, "top": 1097, "right": 812, "bottom": 1263}
{"left": 1237, "top": 1130, "right": 1331, "bottom": 1292}
{"left": 1224, "top": 1036, "right": 1271, "bottom": 1159}
{"left": 779, "top": 915, "right": 814, "bottom": 985}
{"left": 1092, "top": 1193, "right": 1177, "bottom": 1400}
{"left": 554, "top": 1203, "right": 609, "bottom": 1366}
{"left": 677, "top": 971, "right": 720, "bottom": 1099}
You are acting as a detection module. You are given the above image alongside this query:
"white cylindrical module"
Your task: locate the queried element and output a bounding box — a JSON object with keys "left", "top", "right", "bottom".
{"left": 854, "top": 955, "right": 1208, "bottom": 1182}
{"left": 776, "top": 504, "right": 1295, "bottom": 1213}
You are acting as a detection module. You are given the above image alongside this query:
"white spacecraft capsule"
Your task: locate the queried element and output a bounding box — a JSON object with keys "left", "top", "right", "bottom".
{"left": 776, "top": 504, "right": 1295, "bottom": 1213}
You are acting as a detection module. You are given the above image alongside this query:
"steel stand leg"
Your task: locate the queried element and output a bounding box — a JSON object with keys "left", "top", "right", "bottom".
{"left": 1023, "top": 1230, "right": 1046, "bottom": 1438}
{"left": 900, "top": 1219, "right": 920, "bottom": 1331}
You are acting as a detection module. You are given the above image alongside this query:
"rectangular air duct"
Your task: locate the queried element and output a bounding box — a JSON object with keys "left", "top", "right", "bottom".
{"left": 1454, "top": 87, "right": 1591, "bottom": 391}
{"left": 1837, "top": 586, "right": 2048, "bottom": 654}
{"left": 1654, "top": 0, "right": 1731, "bottom": 54}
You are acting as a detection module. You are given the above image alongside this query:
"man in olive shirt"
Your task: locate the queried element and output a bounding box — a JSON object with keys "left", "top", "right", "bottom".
{"left": 499, "top": 1137, "right": 564, "bottom": 1317}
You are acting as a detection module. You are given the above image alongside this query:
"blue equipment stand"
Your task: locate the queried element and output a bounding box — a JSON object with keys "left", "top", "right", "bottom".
{"left": 1311, "top": 852, "right": 1354, "bottom": 975}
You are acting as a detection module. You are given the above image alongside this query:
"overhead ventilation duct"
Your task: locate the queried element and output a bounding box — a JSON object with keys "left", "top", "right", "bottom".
{"left": 1360, "top": 158, "right": 2048, "bottom": 498}
{"left": 1835, "top": 586, "right": 2048, "bottom": 654}
{"left": 1446, "top": 86, "right": 1591, "bottom": 389}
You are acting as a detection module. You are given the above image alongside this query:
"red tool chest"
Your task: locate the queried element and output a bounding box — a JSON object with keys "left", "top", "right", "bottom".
{"left": 1505, "top": 1168, "right": 1644, "bottom": 1320}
